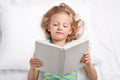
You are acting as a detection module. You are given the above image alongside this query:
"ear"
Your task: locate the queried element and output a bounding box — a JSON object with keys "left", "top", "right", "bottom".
{"left": 68, "top": 29, "right": 72, "bottom": 35}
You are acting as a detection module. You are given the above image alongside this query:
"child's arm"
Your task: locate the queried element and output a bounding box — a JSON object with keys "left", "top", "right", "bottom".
{"left": 28, "top": 67, "right": 39, "bottom": 80}
{"left": 84, "top": 63, "right": 97, "bottom": 80}
{"left": 80, "top": 50, "right": 97, "bottom": 80}
{"left": 28, "top": 57, "right": 43, "bottom": 80}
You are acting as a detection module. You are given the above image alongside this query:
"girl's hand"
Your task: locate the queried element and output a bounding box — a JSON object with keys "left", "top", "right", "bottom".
{"left": 29, "top": 57, "right": 44, "bottom": 68}
{"left": 80, "top": 47, "right": 91, "bottom": 65}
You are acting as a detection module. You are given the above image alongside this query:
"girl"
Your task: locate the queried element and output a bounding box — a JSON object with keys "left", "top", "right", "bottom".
{"left": 28, "top": 3, "right": 97, "bottom": 80}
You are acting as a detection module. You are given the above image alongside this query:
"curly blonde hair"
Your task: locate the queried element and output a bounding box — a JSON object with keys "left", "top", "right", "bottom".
{"left": 41, "top": 3, "right": 84, "bottom": 42}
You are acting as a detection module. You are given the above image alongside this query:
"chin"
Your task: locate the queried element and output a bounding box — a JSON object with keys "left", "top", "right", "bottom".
{"left": 55, "top": 37, "right": 66, "bottom": 41}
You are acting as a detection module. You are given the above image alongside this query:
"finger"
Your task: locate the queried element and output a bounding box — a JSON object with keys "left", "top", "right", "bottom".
{"left": 31, "top": 62, "right": 44, "bottom": 68}
{"left": 84, "top": 57, "right": 91, "bottom": 63}
{"left": 31, "top": 61, "right": 43, "bottom": 65}
{"left": 30, "top": 59, "right": 43, "bottom": 64}
{"left": 31, "top": 61, "right": 41, "bottom": 65}
{"left": 31, "top": 65, "right": 42, "bottom": 68}
{"left": 80, "top": 53, "right": 90, "bottom": 63}
{"left": 80, "top": 55, "right": 91, "bottom": 63}
{"left": 80, "top": 60, "right": 84, "bottom": 63}
{"left": 32, "top": 64, "right": 43, "bottom": 67}
{"left": 80, "top": 57, "right": 84, "bottom": 63}
{"left": 31, "top": 58, "right": 43, "bottom": 63}
{"left": 84, "top": 52, "right": 91, "bottom": 57}
{"left": 80, "top": 56, "right": 86, "bottom": 63}
{"left": 32, "top": 60, "right": 42, "bottom": 63}
{"left": 85, "top": 60, "right": 91, "bottom": 64}
{"left": 84, "top": 57, "right": 91, "bottom": 64}
{"left": 85, "top": 57, "right": 91, "bottom": 61}
{"left": 85, "top": 54, "right": 91, "bottom": 58}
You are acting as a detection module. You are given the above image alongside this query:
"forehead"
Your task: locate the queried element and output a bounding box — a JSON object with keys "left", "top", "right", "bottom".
{"left": 50, "top": 13, "right": 71, "bottom": 23}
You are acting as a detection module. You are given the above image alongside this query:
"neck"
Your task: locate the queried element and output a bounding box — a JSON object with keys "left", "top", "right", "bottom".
{"left": 51, "top": 39, "right": 66, "bottom": 47}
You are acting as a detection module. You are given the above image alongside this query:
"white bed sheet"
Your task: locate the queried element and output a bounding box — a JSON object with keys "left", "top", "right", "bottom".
{"left": 0, "top": 69, "right": 28, "bottom": 80}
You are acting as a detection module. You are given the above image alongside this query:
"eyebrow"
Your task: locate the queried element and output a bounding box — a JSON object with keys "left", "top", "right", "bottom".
{"left": 53, "top": 21, "right": 70, "bottom": 25}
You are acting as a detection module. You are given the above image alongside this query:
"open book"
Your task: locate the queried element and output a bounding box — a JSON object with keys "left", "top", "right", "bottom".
{"left": 34, "top": 39, "right": 89, "bottom": 76}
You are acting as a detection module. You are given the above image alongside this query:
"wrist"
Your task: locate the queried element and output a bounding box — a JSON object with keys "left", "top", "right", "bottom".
{"left": 30, "top": 67, "right": 36, "bottom": 70}
{"left": 85, "top": 62, "right": 92, "bottom": 68}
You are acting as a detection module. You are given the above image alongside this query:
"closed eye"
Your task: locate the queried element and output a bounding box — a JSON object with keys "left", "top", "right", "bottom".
{"left": 53, "top": 24, "right": 58, "bottom": 26}
{"left": 63, "top": 25, "right": 68, "bottom": 28}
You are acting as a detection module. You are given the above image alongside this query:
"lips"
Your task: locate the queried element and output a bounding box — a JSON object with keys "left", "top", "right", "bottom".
{"left": 56, "top": 32, "right": 64, "bottom": 34}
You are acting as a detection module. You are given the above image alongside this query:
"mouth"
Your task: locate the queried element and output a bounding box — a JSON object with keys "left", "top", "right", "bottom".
{"left": 56, "top": 32, "right": 64, "bottom": 34}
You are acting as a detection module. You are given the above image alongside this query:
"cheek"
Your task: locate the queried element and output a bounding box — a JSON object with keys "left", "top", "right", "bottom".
{"left": 64, "top": 30, "right": 70, "bottom": 36}
{"left": 49, "top": 25, "right": 54, "bottom": 31}
{"left": 50, "top": 27, "right": 57, "bottom": 34}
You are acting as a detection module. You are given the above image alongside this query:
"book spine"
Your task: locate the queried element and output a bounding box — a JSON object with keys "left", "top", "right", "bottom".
{"left": 59, "top": 48, "right": 66, "bottom": 76}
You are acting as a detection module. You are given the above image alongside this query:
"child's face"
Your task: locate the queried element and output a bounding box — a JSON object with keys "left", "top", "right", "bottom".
{"left": 48, "top": 13, "right": 72, "bottom": 41}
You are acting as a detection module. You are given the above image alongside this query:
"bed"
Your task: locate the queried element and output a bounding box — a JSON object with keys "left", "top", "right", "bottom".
{"left": 0, "top": 0, "right": 120, "bottom": 80}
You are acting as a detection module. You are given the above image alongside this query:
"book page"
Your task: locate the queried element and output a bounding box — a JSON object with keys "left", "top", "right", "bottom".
{"left": 34, "top": 41, "right": 63, "bottom": 75}
{"left": 63, "top": 40, "right": 89, "bottom": 74}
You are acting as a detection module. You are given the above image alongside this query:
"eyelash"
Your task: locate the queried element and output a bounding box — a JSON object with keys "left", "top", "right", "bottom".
{"left": 53, "top": 24, "right": 58, "bottom": 26}
{"left": 53, "top": 24, "right": 68, "bottom": 28}
{"left": 64, "top": 26, "right": 68, "bottom": 28}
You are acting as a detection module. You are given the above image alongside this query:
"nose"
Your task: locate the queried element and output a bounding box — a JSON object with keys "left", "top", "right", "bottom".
{"left": 58, "top": 25, "right": 62, "bottom": 30}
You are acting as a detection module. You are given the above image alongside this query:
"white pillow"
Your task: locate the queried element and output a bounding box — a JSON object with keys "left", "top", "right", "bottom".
{"left": 0, "top": 4, "right": 46, "bottom": 69}
{"left": 0, "top": 0, "right": 96, "bottom": 70}
{"left": 0, "top": 0, "right": 12, "bottom": 5}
